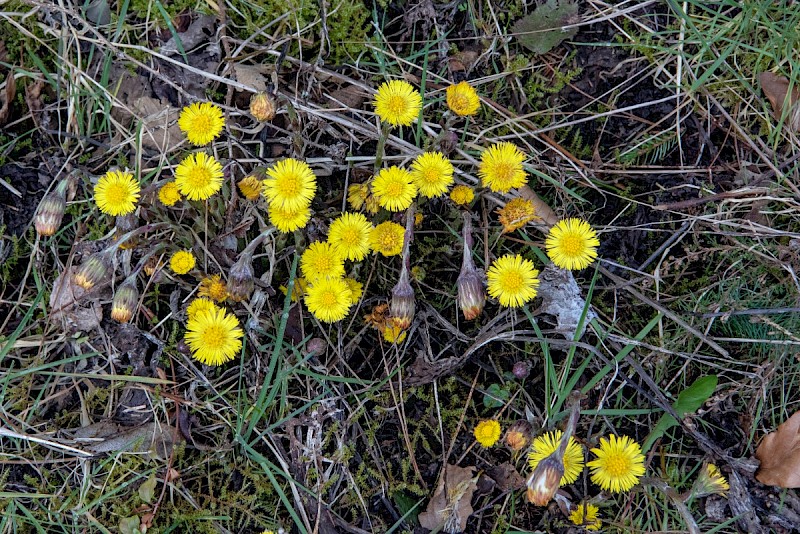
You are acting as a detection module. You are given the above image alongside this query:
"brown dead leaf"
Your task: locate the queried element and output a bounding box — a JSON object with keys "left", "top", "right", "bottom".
{"left": 49, "top": 267, "right": 102, "bottom": 332}
{"left": 755, "top": 410, "right": 800, "bottom": 487}
{"left": 233, "top": 64, "right": 270, "bottom": 92}
{"left": 326, "top": 84, "right": 365, "bottom": 110}
{"left": 130, "top": 96, "right": 182, "bottom": 152}
{"left": 759, "top": 72, "right": 800, "bottom": 132}
{"left": 0, "top": 72, "right": 16, "bottom": 126}
{"left": 486, "top": 462, "right": 526, "bottom": 492}
{"left": 69, "top": 420, "right": 178, "bottom": 459}
{"left": 418, "top": 464, "right": 477, "bottom": 534}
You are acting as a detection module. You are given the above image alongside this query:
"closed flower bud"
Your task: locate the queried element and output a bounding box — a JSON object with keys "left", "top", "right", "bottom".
{"left": 250, "top": 92, "right": 276, "bottom": 122}
{"left": 526, "top": 455, "right": 564, "bottom": 506}
{"left": 74, "top": 252, "right": 111, "bottom": 290}
{"left": 35, "top": 180, "right": 69, "bottom": 236}
{"left": 390, "top": 262, "right": 415, "bottom": 329}
{"left": 238, "top": 169, "right": 265, "bottom": 201}
{"left": 111, "top": 281, "right": 138, "bottom": 322}
{"left": 505, "top": 420, "right": 533, "bottom": 451}
{"left": 227, "top": 254, "right": 255, "bottom": 302}
{"left": 457, "top": 214, "right": 485, "bottom": 320}
{"left": 513, "top": 360, "right": 531, "bottom": 379}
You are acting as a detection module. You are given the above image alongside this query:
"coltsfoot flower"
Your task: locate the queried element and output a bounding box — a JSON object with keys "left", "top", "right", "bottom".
{"left": 262, "top": 158, "right": 317, "bottom": 211}
{"left": 486, "top": 254, "right": 540, "bottom": 308}
{"left": 305, "top": 277, "right": 352, "bottom": 323}
{"left": 184, "top": 308, "right": 243, "bottom": 366}
{"left": 374, "top": 79, "right": 422, "bottom": 127}
{"left": 372, "top": 166, "right": 417, "bottom": 212}
{"left": 170, "top": 250, "right": 196, "bottom": 275}
{"left": 449, "top": 184, "right": 475, "bottom": 206}
{"left": 301, "top": 241, "right": 345, "bottom": 282}
{"left": 497, "top": 198, "right": 538, "bottom": 234}
{"left": 446, "top": 81, "right": 480, "bottom": 116}
{"left": 370, "top": 221, "right": 405, "bottom": 257}
{"left": 174, "top": 153, "right": 224, "bottom": 201}
{"left": 178, "top": 101, "right": 225, "bottom": 146}
{"left": 545, "top": 218, "right": 600, "bottom": 270}
{"left": 94, "top": 170, "right": 140, "bottom": 216}
{"left": 328, "top": 212, "right": 373, "bottom": 261}
{"left": 569, "top": 503, "right": 601, "bottom": 531}
{"left": 158, "top": 182, "right": 182, "bottom": 206}
{"left": 478, "top": 142, "right": 527, "bottom": 193}
{"left": 410, "top": 152, "right": 454, "bottom": 198}
{"left": 474, "top": 419, "right": 502, "bottom": 447}
{"left": 528, "top": 430, "right": 584, "bottom": 486}
{"left": 587, "top": 434, "right": 646, "bottom": 493}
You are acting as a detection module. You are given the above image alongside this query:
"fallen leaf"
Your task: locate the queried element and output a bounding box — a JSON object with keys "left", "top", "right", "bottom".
{"left": 486, "top": 462, "right": 526, "bottom": 492}
{"left": 0, "top": 71, "right": 16, "bottom": 126}
{"left": 512, "top": 0, "right": 579, "bottom": 56}
{"left": 49, "top": 267, "right": 103, "bottom": 333}
{"left": 138, "top": 473, "right": 158, "bottom": 504}
{"left": 234, "top": 64, "right": 270, "bottom": 92}
{"left": 755, "top": 410, "right": 800, "bottom": 487}
{"left": 536, "top": 263, "right": 597, "bottom": 340}
{"left": 418, "top": 464, "right": 477, "bottom": 534}
{"left": 760, "top": 72, "right": 800, "bottom": 132}
{"left": 130, "top": 96, "right": 183, "bottom": 152}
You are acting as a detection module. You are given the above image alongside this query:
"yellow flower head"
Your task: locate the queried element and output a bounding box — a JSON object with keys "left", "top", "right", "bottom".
{"left": 198, "top": 274, "right": 228, "bottom": 302}
{"left": 410, "top": 152, "right": 454, "bottom": 198}
{"left": 486, "top": 254, "right": 539, "bottom": 308}
{"left": 374, "top": 79, "right": 422, "bottom": 127}
{"left": 497, "top": 198, "right": 538, "bottom": 234}
{"left": 279, "top": 276, "right": 309, "bottom": 303}
{"left": 170, "top": 250, "right": 196, "bottom": 275}
{"left": 184, "top": 308, "right": 243, "bottom": 366}
{"left": 158, "top": 181, "right": 182, "bottom": 206}
{"left": 474, "top": 419, "right": 502, "bottom": 447}
{"left": 347, "top": 183, "right": 370, "bottom": 211}
{"left": 186, "top": 297, "right": 220, "bottom": 320}
{"left": 301, "top": 241, "right": 346, "bottom": 282}
{"left": 370, "top": 221, "right": 405, "bottom": 257}
{"left": 269, "top": 203, "right": 311, "bottom": 233}
{"left": 479, "top": 142, "right": 527, "bottom": 193}
{"left": 691, "top": 463, "right": 729, "bottom": 498}
{"left": 94, "top": 170, "right": 141, "bottom": 216}
{"left": 305, "top": 277, "right": 352, "bottom": 323}
{"left": 372, "top": 166, "right": 417, "bottom": 212}
{"left": 344, "top": 277, "right": 363, "bottom": 305}
{"left": 382, "top": 322, "right": 407, "bottom": 343}
{"left": 178, "top": 102, "right": 225, "bottom": 146}
{"left": 238, "top": 174, "right": 263, "bottom": 200}
{"left": 569, "top": 503, "right": 602, "bottom": 531}
{"left": 587, "top": 434, "right": 646, "bottom": 493}
{"left": 446, "top": 81, "right": 480, "bottom": 116}
{"left": 545, "top": 218, "right": 600, "bottom": 271}
{"left": 262, "top": 158, "right": 317, "bottom": 211}
{"left": 175, "top": 152, "right": 224, "bottom": 200}
{"left": 450, "top": 184, "right": 475, "bottom": 206}
{"left": 328, "top": 212, "right": 373, "bottom": 262}
{"left": 528, "top": 431, "right": 585, "bottom": 486}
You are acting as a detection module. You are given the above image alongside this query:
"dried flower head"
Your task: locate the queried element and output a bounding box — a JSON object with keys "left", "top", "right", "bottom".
{"left": 446, "top": 81, "right": 480, "bottom": 116}
{"left": 111, "top": 281, "right": 139, "bottom": 323}
{"left": 474, "top": 419, "right": 502, "bottom": 448}
{"left": 497, "top": 198, "right": 538, "bottom": 234}
{"left": 174, "top": 152, "right": 224, "bottom": 201}
{"left": 449, "top": 184, "right": 475, "bottom": 206}
{"left": 505, "top": 420, "right": 533, "bottom": 452}
{"left": 94, "top": 170, "right": 141, "bottom": 216}
{"left": 372, "top": 166, "right": 417, "bottom": 212}
{"left": 545, "top": 218, "right": 600, "bottom": 271}
{"left": 170, "top": 250, "right": 196, "bottom": 275}
{"left": 374, "top": 79, "right": 422, "bottom": 127}
{"left": 198, "top": 274, "right": 228, "bottom": 303}
{"left": 227, "top": 256, "right": 255, "bottom": 302}
{"left": 526, "top": 455, "right": 564, "bottom": 506}
{"left": 178, "top": 101, "right": 225, "bottom": 146}
{"left": 390, "top": 269, "right": 415, "bottom": 330}
{"left": 249, "top": 92, "right": 276, "bottom": 122}
{"left": 184, "top": 308, "right": 243, "bottom": 366}
{"left": 262, "top": 158, "right": 317, "bottom": 211}
{"left": 478, "top": 142, "right": 527, "bottom": 193}
{"left": 410, "top": 152, "right": 454, "bottom": 198}
{"left": 158, "top": 181, "right": 182, "bottom": 206}
{"left": 457, "top": 215, "right": 485, "bottom": 320}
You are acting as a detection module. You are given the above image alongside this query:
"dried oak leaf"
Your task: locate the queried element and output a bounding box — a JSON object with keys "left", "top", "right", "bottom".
{"left": 755, "top": 410, "right": 800, "bottom": 487}
{"left": 512, "top": 0, "right": 579, "bottom": 56}
{"left": 759, "top": 72, "right": 800, "bottom": 132}
{"left": 419, "top": 464, "right": 477, "bottom": 534}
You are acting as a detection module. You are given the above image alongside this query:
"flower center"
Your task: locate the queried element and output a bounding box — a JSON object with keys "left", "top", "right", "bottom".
{"left": 385, "top": 180, "right": 404, "bottom": 197}
{"left": 321, "top": 291, "right": 337, "bottom": 307}
{"left": 423, "top": 168, "right": 439, "bottom": 184}
{"left": 188, "top": 166, "right": 212, "bottom": 187}
{"left": 387, "top": 96, "right": 407, "bottom": 116}
{"left": 501, "top": 271, "right": 523, "bottom": 291}
{"left": 192, "top": 115, "right": 212, "bottom": 134}
{"left": 342, "top": 228, "right": 360, "bottom": 245}
{"left": 561, "top": 236, "right": 583, "bottom": 256}
{"left": 315, "top": 257, "right": 333, "bottom": 273}
{"left": 278, "top": 174, "right": 301, "bottom": 196}
{"left": 603, "top": 455, "right": 629, "bottom": 477}
{"left": 493, "top": 163, "right": 514, "bottom": 182}
{"left": 106, "top": 184, "right": 128, "bottom": 204}
{"left": 203, "top": 325, "right": 226, "bottom": 349}
{"left": 451, "top": 94, "right": 469, "bottom": 111}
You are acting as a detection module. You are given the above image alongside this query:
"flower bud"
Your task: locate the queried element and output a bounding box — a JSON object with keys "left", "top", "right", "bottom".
{"left": 35, "top": 180, "right": 69, "bottom": 236}
{"left": 457, "top": 214, "right": 485, "bottom": 320}
{"left": 74, "top": 252, "right": 111, "bottom": 290}
{"left": 249, "top": 92, "right": 276, "bottom": 122}
{"left": 227, "top": 254, "right": 255, "bottom": 302}
{"left": 238, "top": 169, "right": 265, "bottom": 201}
{"left": 111, "top": 280, "right": 139, "bottom": 322}
{"left": 390, "top": 261, "right": 415, "bottom": 330}
{"left": 513, "top": 360, "right": 531, "bottom": 379}
{"left": 505, "top": 420, "right": 533, "bottom": 452}
{"left": 526, "top": 455, "right": 564, "bottom": 506}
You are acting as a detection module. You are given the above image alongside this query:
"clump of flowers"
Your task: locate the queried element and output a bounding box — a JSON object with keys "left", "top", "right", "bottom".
{"left": 546, "top": 218, "right": 600, "bottom": 270}
{"left": 587, "top": 434, "right": 646, "bottom": 493}
{"left": 474, "top": 419, "right": 502, "bottom": 447}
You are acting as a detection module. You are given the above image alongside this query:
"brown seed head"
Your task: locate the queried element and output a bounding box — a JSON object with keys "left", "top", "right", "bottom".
{"left": 249, "top": 92, "right": 276, "bottom": 122}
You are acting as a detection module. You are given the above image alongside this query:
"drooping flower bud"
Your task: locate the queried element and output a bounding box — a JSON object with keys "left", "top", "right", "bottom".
{"left": 74, "top": 252, "right": 112, "bottom": 290}
{"left": 526, "top": 454, "right": 564, "bottom": 506}
{"left": 238, "top": 168, "right": 265, "bottom": 201}
{"left": 457, "top": 213, "right": 485, "bottom": 320}
{"left": 111, "top": 280, "right": 139, "bottom": 322}
{"left": 390, "top": 206, "right": 416, "bottom": 329}
{"left": 35, "top": 179, "right": 69, "bottom": 236}
{"left": 227, "top": 253, "right": 255, "bottom": 302}
{"left": 249, "top": 92, "right": 276, "bottom": 122}
{"left": 505, "top": 420, "right": 533, "bottom": 452}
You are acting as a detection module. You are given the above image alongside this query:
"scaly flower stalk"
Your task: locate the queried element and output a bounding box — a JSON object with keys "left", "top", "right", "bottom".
{"left": 227, "top": 229, "right": 272, "bottom": 302}
{"left": 457, "top": 213, "right": 485, "bottom": 320}
{"left": 390, "top": 205, "right": 416, "bottom": 329}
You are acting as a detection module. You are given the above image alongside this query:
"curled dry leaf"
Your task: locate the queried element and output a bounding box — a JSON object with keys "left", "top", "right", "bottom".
{"left": 759, "top": 72, "right": 800, "bottom": 132}
{"left": 755, "top": 410, "right": 800, "bottom": 488}
{"left": 418, "top": 464, "right": 478, "bottom": 534}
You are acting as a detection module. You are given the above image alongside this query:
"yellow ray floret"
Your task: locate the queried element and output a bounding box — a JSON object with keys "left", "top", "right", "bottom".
{"left": 175, "top": 152, "right": 224, "bottom": 200}
{"left": 184, "top": 308, "right": 243, "bottom": 366}
{"left": 328, "top": 212, "right": 373, "bottom": 261}
{"left": 374, "top": 80, "right": 422, "bottom": 127}
{"left": 372, "top": 166, "right": 417, "bottom": 212}
{"left": 486, "top": 254, "right": 539, "bottom": 307}
{"left": 262, "top": 158, "right": 317, "bottom": 211}
{"left": 479, "top": 142, "right": 528, "bottom": 193}
{"left": 305, "top": 277, "right": 352, "bottom": 323}
{"left": 545, "top": 218, "right": 600, "bottom": 270}
{"left": 410, "top": 152, "right": 454, "bottom": 198}
{"left": 178, "top": 102, "right": 225, "bottom": 146}
{"left": 95, "top": 170, "right": 141, "bottom": 216}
